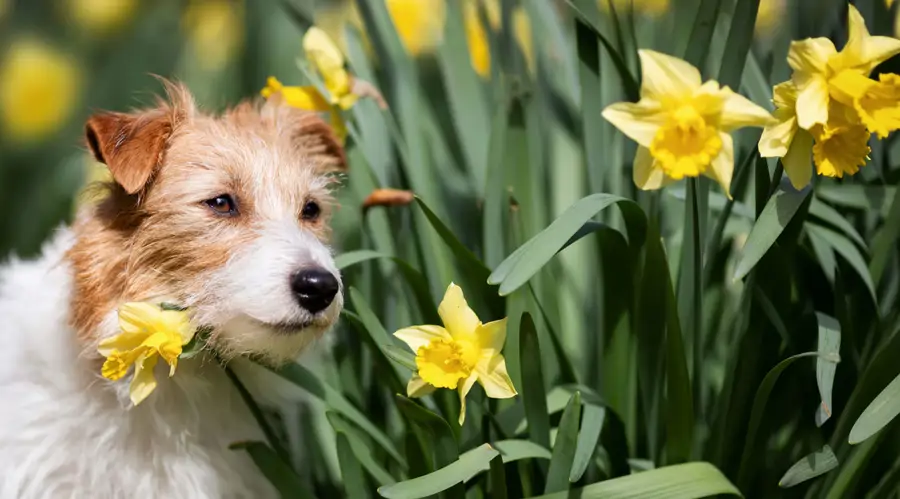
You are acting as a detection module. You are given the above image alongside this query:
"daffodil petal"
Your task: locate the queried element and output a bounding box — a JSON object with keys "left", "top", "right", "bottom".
{"left": 438, "top": 283, "right": 481, "bottom": 340}
{"left": 834, "top": 4, "right": 900, "bottom": 74}
{"left": 601, "top": 100, "right": 664, "bottom": 147}
{"left": 787, "top": 38, "right": 836, "bottom": 76}
{"left": 279, "top": 85, "right": 331, "bottom": 111}
{"left": 118, "top": 302, "right": 164, "bottom": 335}
{"left": 97, "top": 331, "right": 148, "bottom": 357}
{"left": 759, "top": 115, "right": 798, "bottom": 158}
{"left": 720, "top": 88, "right": 775, "bottom": 131}
{"left": 475, "top": 356, "right": 517, "bottom": 399}
{"left": 772, "top": 80, "right": 799, "bottom": 109}
{"left": 633, "top": 146, "right": 674, "bottom": 190}
{"left": 704, "top": 132, "right": 735, "bottom": 199}
{"left": 407, "top": 373, "right": 436, "bottom": 398}
{"left": 795, "top": 76, "right": 830, "bottom": 130}
{"left": 782, "top": 128, "right": 814, "bottom": 190}
{"left": 303, "top": 26, "right": 346, "bottom": 73}
{"left": 457, "top": 373, "right": 477, "bottom": 426}
{"left": 637, "top": 49, "right": 702, "bottom": 99}
{"left": 130, "top": 353, "right": 159, "bottom": 406}
{"left": 394, "top": 325, "right": 452, "bottom": 353}
{"left": 476, "top": 318, "right": 507, "bottom": 355}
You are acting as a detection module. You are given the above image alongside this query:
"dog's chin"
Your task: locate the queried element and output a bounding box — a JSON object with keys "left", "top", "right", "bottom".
{"left": 212, "top": 314, "right": 334, "bottom": 365}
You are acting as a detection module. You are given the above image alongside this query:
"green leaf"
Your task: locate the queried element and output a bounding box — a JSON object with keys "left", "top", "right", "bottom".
{"left": 715, "top": 0, "right": 760, "bottom": 89}
{"left": 849, "top": 369, "right": 900, "bottom": 444}
{"left": 336, "top": 433, "right": 370, "bottom": 498}
{"left": 663, "top": 234, "right": 693, "bottom": 465}
{"left": 806, "top": 223, "right": 877, "bottom": 304}
{"left": 377, "top": 444, "right": 500, "bottom": 499}
{"left": 521, "top": 312, "right": 551, "bottom": 450}
{"left": 383, "top": 345, "right": 417, "bottom": 371}
{"left": 532, "top": 462, "right": 740, "bottom": 499}
{"left": 490, "top": 194, "right": 647, "bottom": 296}
{"left": 570, "top": 403, "right": 605, "bottom": 482}
{"left": 221, "top": 364, "right": 291, "bottom": 464}
{"left": 265, "top": 362, "right": 403, "bottom": 465}
{"left": 492, "top": 439, "right": 553, "bottom": 462}
{"left": 683, "top": 0, "right": 722, "bottom": 69}
{"left": 778, "top": 445, "right": 839, "bottom": 488}
{"left": 733, "top": 185, "right": 811, "bottom": 281}
{"left": 337, "top": 251, "right": 440, "bottom": 325}
{"left": 437, "top": 0, "right": 490, "bottom": 196}
{"left": 737, "top": 351, "right": 820, "bottom": 489}
{"left": 545, "top": 391, "right": 582, "bottom": 493}
{"left": 816, "top": 184, "right": 895, "bottom": 214}
{"left": 870, "top": 179, "right": 900, "bottom": 286}
{"left": 394, "top": 395, "right": 459, "bottom": 469}
{"left": 230, "top": 441, "right": 314, "bottom": 498}
{"left": 179, "top": 326, "right": 211, "bottom": 360}
{"left": 327, "top": 412, "right": 397, "bottom": 487}
{"left": 576, "top": 8, "right": 606, "bottom": 194}
{"left": 564, "top": 0, "right": 640, "bottom": 102}
{"left": 809, "top": 197, "right": 867, "bottom": 251}
{"left": 815, "top": 313, "right": 842, "bottom": 427}
{"left": 483, "top": 97, "right": 511, "bottom": 269}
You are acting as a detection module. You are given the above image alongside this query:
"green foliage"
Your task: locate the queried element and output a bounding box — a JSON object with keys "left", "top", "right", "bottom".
{"left": 10, "top": 0, "right": 900, "bottom": 497}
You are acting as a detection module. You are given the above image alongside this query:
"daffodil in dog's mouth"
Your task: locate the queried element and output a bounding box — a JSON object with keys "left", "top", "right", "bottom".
{"left": 98, "top": 302, "right": 207, "bottom": 406}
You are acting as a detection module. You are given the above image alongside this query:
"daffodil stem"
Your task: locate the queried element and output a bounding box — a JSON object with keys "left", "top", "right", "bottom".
{"left": 220, "top": 361, "right": 292, "bottom": 465}
{"left": 703, "top": 150, "right": 757, "bottom": 283}
{"left": 688, "top": 177, "right": 703, "bottom": 423}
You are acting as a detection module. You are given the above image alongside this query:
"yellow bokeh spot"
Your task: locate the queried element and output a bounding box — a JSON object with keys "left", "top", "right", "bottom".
{"left": 599, "top": 0, "right": 670, "bottom": 16}
{"left": 385, "top": 0, "right": 446, "bottom": 56}
{"left": 0, "top": 38, "right": 82, "bottom": 143}
{"left": 755, "top": 0, "right": 785, "bottom": 36}
{"left": 67, "top": 0, "right": 137, "bottom": 34}
{"left": 183, "top": 0, "right": 244, "bottom": 71}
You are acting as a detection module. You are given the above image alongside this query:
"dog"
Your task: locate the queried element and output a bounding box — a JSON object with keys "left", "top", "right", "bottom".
{"left": 0, "top": 82, "right": 346, "bottom": 498}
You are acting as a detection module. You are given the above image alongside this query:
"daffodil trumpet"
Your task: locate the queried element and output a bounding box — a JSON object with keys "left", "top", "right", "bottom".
{"left": 98, "top": 302, "right": 211, "bottom": 406}
{"left": 394, "top": 283, "right": 518, "bottom": 426}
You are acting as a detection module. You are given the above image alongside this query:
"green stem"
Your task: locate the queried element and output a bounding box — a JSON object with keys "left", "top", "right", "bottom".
{"left": 689, "top": 177, "right": 704, "bottom": 424}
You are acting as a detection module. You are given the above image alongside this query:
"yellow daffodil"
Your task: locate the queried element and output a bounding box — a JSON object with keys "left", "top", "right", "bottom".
{"left": 67, "top": 0, "right": 137, "bottom": 34}
{"left": 755, "top": 0, "right": 785, "bottom": 37}
{"left": 789, "top": 4, "right": 900, "bottom": 130}
{"left": 0, "top": 38, "right": 81, "bottom": 143}
{"left": 385, "top": 0, "right": 446, "bottom": 56}
{"left": 262, "top": 27, "right": 386, "bottom": 143}
{"left": 602, "top": 50, "right": 774, "bottom": 197}
{"left": 463, "top": 0, "right": 533, "bottom": 78}
{"left": 759, "top": 5, "right": 900, "bottom": 189}
{"left": 394, "top": 283, "right": 517, "bottom": 425}
{"left": 99, "top": 303, "right": 196, "bottom": 406}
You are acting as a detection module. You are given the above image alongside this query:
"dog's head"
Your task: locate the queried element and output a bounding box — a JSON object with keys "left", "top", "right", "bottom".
{"left": 69, "top": 83, "right": 345, "bottom": 364}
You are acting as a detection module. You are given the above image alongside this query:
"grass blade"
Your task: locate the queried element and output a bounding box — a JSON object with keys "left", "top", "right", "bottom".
{"left": 570, "top": 403, "right": 605, "bottom": 482}
{"left": 336, "top": 433, "right": 371, "bottom": 498}
{"left": 377, "top": 444, "right": 500, "bottom": 499}
{"left": 521, "top": 312, "right": 551, "bottom": 450}
{"left": 544, "top": 391, "right": 582, "bottom": 493}
{"left": 816, "top": 313, "right": 842, "bottom": 427}
{"left": 230, "top": 441, "right": 315, "bottom": 498}
{"left": 532, "top": 462, "right": 740, "bottom": 498}
{"left": 849, "top": 370, "right": 900, "bottom": 444}
{"left": 778, "top": 445, "right": 838, "bottom": 488}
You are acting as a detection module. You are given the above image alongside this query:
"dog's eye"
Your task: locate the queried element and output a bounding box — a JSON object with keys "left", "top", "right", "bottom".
{"left": 301, "top": 200, "right": 321, "bottom": 221}
{"left": 204, "top": 195, "right": 238, "bottom": 216}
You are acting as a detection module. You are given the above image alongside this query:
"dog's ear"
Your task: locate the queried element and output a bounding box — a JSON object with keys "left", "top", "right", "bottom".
{"left": 84, "top": 109, "right": 173, "bottom": 195}
{"left": 292, "top": 112, "right": 347, "bottom": 173}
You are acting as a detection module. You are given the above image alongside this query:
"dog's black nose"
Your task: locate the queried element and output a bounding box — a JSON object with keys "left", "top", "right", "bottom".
{"left": 291, "top": 268, "right": 339, "bottom": 314}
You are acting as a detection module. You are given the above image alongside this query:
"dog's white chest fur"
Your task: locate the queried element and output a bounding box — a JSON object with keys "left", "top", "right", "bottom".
{"left": 0, "top": 230, "right": 278, "bottom": 499}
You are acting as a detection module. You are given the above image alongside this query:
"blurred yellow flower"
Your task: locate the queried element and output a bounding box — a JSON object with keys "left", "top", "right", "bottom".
{"left": 262, "top": 27, "right": 385, "bottom": 143}
{"left": 183, "top": 0, "right": 244, "bottom": 71}
{"left": 67, "top": 0, "right": 137, "bottom": 34}
{"left": 599, "top": 0, "right": 669, "bottom": 16}
{"left": 394, "top": 283, "right": 517, "bottom": 426}
{"left": 603, "top": 50, "right": 773, "bottom": 197}
{"left": 0, "top": 38, "right": 81, "bottom": 143}
{"left": 755, "top": 0, "right": 785, "bottom": 37}
{"left": 464, "top": 0, "right": 532, "bottom": 78}
{"left": 759, "top": 4, "right": 900, "bottom": 189}
{"left": 385, "top": 0, "right": 446, "bottom": 56}
{"left": 99, "top": 303, "right": 196, "bottom": 406}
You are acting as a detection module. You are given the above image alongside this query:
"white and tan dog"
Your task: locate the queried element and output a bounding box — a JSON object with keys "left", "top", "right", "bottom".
{"left": 0, "top": 83, "right": 346, "bottom": 498}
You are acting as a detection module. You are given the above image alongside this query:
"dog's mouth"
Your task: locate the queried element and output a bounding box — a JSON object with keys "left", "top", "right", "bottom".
{"left": 252, "top": 318, "right": 315, "bottom": 335}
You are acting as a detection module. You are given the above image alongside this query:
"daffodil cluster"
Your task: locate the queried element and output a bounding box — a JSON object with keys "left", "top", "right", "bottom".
{"left": 759, "top": 4, "right": 900, "bottom": 190}
{"left": 602, "top": 50, "right": 774, "bottom": 196}
{"left": 262, "top": 27, "right": 385, "bottom": 144}
{"left": 394, "top": 283, "right": 517, "bottom": 426}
